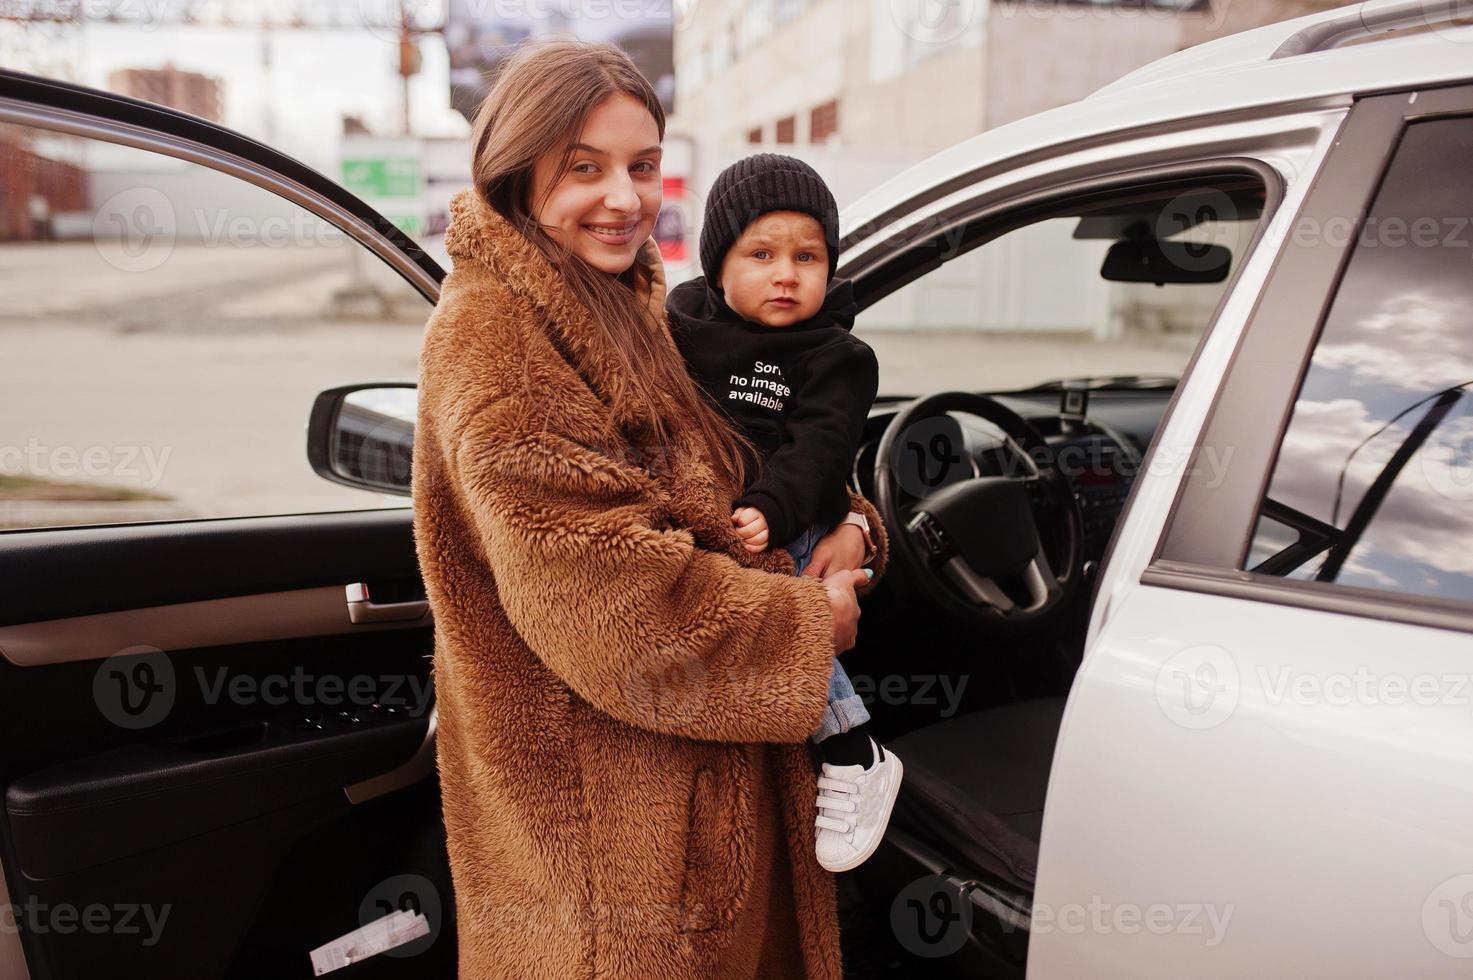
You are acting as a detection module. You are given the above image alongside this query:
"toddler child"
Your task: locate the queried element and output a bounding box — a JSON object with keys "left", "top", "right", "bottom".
{"left": 667, "top": 154, "right": 903, "bottom": 873}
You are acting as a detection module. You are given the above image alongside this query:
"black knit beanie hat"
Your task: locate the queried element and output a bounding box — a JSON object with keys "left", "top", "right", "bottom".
{"left": 699, "top": 153, "right": 840, "bottom": 287}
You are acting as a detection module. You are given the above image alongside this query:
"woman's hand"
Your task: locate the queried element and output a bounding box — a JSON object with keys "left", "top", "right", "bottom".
{"left": 823, "top": 568, "right": 869, "bottom": 655}
{"left": 801, "top": 523, "right": 867, "bottom": 579}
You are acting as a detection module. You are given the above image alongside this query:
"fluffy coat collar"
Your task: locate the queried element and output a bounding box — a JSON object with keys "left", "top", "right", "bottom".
{"left": 439, "top": 186, "right": 803, "bottom": 575}
{"left": 443, "top": 187, "right": 669, "bottom": 436}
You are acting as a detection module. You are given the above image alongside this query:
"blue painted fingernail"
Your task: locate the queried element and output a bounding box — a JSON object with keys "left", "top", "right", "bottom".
{"left": 863, "top": 568, "right": 874, "bottom": 581}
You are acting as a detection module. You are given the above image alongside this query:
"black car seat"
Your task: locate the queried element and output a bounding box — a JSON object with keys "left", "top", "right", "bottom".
{"left": 886, "top": 696, "right": 1067, "bottom": 893}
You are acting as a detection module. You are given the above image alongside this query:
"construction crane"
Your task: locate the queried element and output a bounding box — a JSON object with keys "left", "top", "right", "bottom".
{"left": 0, "top": 0, "right": 444, "bottom": 136}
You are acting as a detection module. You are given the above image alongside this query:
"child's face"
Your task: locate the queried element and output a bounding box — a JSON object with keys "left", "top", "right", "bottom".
{"left": 529, "top": 93, "right": 663, "bottom": 275}
{"left": 717, "top": 211, "right": 829, "bottom": 327}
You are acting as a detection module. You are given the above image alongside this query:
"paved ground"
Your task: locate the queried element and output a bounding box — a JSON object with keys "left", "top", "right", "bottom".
{"left": 1, "top": 242, "right": 428, "bottom": 528}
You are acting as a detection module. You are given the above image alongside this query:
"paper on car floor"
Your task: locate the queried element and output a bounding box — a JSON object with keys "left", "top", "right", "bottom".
{"left": 309, "top": 908, "right": 431, "bottom": 975}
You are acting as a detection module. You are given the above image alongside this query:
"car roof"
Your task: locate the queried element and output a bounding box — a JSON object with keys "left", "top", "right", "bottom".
{"left": 841, "top": 0, "right": 1473, "bottom": 244}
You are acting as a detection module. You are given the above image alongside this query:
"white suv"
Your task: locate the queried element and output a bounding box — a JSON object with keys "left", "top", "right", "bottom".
{"left": 2, "top": 2, "right": 1470, "bottom": 978}
{"left": 830, "top": 0, "right": 1473, "bottom": 976}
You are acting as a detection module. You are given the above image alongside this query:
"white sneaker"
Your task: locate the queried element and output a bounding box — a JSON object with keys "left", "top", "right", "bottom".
{"left": 814, "top": 740, "right": 903, "bottom": 872}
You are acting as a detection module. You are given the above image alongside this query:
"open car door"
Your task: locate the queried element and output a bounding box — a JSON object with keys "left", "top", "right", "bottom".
{"left": 0, "top": 70, "right": 454, "bottom": 979}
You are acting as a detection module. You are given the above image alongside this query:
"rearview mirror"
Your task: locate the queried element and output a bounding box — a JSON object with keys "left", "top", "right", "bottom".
{"left": 307, "top": 383, "right": 416, "bottom": 496}
{"left": 1100, "top": 238, "right": 1230, "bottom": 285}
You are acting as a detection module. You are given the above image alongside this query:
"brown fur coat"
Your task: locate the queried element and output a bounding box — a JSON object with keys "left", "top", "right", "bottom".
{"left": 411, "top": 187, "right": 889, "bottom": 978}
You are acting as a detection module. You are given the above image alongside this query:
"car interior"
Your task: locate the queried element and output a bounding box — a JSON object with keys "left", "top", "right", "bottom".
{"left": 828, "top": 174, "right": 1269, "bottom": 977}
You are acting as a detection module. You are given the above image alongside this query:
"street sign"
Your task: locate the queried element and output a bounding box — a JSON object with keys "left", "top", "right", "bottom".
{"left": 341, "top": 157, "right": 419, "bottom": 199}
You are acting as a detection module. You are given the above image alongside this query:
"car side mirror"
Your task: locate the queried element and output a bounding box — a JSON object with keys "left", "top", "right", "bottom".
{"left": 307, "top": 383, "right": 416, "bottom": 497}
{"left": 1100, "top": 238, "right": 1231, "bottom": 285}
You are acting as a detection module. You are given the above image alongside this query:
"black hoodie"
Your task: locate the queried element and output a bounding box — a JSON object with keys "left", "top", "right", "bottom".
{"left": 667, "top": 274, "right": 879, "bottom": 550}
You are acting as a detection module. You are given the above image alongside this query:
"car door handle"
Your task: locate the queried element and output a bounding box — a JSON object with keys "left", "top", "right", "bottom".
{"left": 345, "top": 583, "right": 431, "bottom": 624}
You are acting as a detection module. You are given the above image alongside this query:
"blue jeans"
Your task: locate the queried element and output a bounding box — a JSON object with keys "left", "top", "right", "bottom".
{"left": 786, "top": 521, "right": 871, "bottom": 742}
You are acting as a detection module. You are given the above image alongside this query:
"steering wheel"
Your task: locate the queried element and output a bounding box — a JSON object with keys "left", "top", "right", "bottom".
{"left": 874, "top": 391, "right": 1084, "bottom": 633}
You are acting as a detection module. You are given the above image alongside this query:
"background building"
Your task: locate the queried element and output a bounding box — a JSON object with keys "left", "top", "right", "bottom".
{"left": 106, "top": 62, "right": 224, "bottom": 122}
{"left": 0, "top": 124, "right": 85, "bottom": 241}
{"left": 665, "top": 0, "right": 1341, "bottom": 283}
{"left": 673, "top": 0, "right": 1189, "bottom": 154}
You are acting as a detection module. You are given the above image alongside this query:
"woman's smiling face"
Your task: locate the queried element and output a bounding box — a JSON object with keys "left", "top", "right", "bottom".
{"left": 529, "top": 93, "right": 663, "bottom": 274}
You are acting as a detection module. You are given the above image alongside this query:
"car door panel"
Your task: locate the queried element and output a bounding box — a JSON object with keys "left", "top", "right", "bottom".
{"left": 6, "top": 651, "right": 430, "bottom": 882}
{"left": 0, "top": 510, "right": 426, "bottom": 655}
{"left": 1037, "top": 587, "right": 1473, "bottom": 977}
{"left": 0, "top": 516, "right": 445, "bottom": 979}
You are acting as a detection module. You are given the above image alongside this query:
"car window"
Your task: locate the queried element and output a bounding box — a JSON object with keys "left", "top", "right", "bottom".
{"left": 856, "top": 180, "right": 1265, "bottom": 394}
{"left": 1245, "top": 115, "right": 1473, "bottom": 603}
{"left": 1, "top": 124, "right": 432, "bottom": 531}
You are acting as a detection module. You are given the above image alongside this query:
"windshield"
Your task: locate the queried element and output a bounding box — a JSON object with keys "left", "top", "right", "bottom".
{"left": 855, "top": 183, "right": 1266, "bottom": 396}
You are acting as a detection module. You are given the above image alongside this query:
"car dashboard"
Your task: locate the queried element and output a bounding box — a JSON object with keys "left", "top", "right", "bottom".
{"left": 850, "top": 387, "right": 1174, "bottom": 565}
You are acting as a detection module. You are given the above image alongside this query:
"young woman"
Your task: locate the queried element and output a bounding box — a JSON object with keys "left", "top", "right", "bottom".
{"left": 411, "top": 39, "right": 888, "bottom": 979}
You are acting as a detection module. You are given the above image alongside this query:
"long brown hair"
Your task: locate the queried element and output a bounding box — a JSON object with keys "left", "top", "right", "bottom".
{"left": 469, "top": 37, "right": 758, "bottom": 497}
